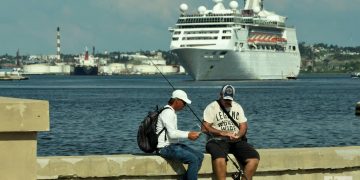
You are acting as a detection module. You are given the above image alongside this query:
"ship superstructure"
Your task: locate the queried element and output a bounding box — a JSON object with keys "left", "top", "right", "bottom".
{"left": 71, "top": 47, "right": 99, "bottom": 75}
{"left": 169, "top": 0, "right": 301, "bottom": 80}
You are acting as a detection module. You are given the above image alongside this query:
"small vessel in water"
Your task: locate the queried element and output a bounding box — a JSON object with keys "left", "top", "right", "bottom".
{"left": 71, "top": 48, "right": 98, "bottom": 75}
{"left": 0, "top": 68, "right": 29, "bottom": 80}
{"left": 350, "top": 72, "right": 360, "bottom": 78}
{"left": 169, "top": 0, "right": 301, "bottom": 80}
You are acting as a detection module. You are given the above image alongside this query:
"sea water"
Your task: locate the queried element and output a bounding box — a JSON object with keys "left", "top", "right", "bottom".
{"left": 0, "top": 74, "right": 359, "bottom": 156}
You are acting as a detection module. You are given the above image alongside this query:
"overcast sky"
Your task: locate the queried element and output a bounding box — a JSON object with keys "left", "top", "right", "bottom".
{"left": 0, "top": 0, "right": 359, "bottom": 55}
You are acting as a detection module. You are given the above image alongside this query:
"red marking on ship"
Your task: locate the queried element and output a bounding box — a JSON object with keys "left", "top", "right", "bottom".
{"left": 85, "top": 50, "right": 89, "bottom": 60}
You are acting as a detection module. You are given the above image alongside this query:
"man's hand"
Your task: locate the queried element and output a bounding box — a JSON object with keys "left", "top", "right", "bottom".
{"left": 188, "top": 131, "right": 201, "bottom": 141}
{"left": 230, "top": 132, "right": 240, "bottom": 140}
{"left": 221, "top": 131, "right": 240, "bottom": 140}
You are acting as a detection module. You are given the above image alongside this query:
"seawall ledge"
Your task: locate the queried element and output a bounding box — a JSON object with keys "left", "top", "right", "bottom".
{"left": 0, "top": 96, "right": 49, "bottom": 132}
{"left": 37, "top": 146, "right": 360, "bottom": 180}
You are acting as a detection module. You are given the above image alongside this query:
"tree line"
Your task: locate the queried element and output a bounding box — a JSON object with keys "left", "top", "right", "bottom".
{"left": 299, "top": 42, "right": 360, "bottom": 73}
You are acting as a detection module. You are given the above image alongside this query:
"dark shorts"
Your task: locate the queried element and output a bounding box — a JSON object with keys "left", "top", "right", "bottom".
{"left": 206, "top": 139, "right": 260, "bottom": 165}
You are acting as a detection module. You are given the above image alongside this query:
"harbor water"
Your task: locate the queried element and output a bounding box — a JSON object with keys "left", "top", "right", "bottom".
{"left": 0, "top": 74, "right": 359, "bottom": 156}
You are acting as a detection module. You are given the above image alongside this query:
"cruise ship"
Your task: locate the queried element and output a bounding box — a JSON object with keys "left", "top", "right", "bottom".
{"left": 169, "top": 0, "right": 301, "bottom": 80}
{"left": 71, "top": 48, "right": 98, "bottom": 75}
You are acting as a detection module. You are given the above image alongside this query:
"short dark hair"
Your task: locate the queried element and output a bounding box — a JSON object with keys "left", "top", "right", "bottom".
{"left": 168, "top": 98, "right": 176, "bottom": 105}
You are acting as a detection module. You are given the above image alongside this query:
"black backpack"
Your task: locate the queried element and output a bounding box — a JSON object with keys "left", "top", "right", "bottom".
{"left": 137, "top": 106, "right": 169, "bottom": 153}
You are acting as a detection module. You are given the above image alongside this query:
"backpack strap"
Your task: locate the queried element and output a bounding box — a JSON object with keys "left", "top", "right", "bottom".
{"left": 216, "top": 100, "right": 248, "bottom": 142}
{"left": 157, "top": 107, "right": 171, "bottom": 141}
{"left": 157, "top": 128, "right": 167, "bottom": 141}
{"left": 217, "top": 100, "right": 239, "bottom": 129}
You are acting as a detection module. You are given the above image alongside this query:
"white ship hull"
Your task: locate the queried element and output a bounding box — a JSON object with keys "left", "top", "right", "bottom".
{"left": 173, "top": 48, "right": 300, "bottom": 80}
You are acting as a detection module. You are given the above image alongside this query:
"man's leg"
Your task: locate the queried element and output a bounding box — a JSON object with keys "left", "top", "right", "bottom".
{"left": 243, "top": 158, "right": 259, "bottom": 180}
{"left": 159, "top": 143, "right": 202, "bottom": 180}
{"left": 212, "top": 157, "right": 227, "bottom": 180}
{"left": 206, "top": 140, "right": 229, "bottom": 180}
{"left": 181, "top": 144, "right": 204, "bottom": 172}
{"left": 231, "top": 141, "right": 260, "bottom": 180}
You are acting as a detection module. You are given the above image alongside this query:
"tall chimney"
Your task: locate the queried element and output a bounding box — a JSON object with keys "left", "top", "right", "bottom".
{"left": 16, "top": 49, "right": 22, "bottom": 67}
{"left": 56, "top": 27, "right": 61, "bottom": 62}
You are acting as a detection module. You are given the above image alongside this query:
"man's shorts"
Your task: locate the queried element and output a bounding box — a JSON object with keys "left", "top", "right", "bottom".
{"left": 206, "top": 139, "right": 260, "bottom": 165}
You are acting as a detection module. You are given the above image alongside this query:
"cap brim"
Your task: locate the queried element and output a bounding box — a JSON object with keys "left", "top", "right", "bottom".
{"left": 223, "top": 96, "right": 233, "bottom": 101}
{"left": 182, "top": 98, "right": 191, "bottom": 104}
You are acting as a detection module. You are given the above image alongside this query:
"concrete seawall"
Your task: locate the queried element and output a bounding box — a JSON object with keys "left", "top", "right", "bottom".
{"left": 1, "top": 97, "right": 359, "bottom": 180}
{"left": 0, "top": 97, "right": 49, "bottom": 180}
{"left": 37, "top": 146, "right": 360, "bottom": 180}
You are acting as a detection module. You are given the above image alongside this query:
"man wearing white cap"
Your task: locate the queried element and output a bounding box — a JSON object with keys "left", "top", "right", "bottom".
{"left": 202, "top": 85, "right": 260, "bottom": 180}
{"left": 157, "top": 89, "right": 204, "bottom": 180}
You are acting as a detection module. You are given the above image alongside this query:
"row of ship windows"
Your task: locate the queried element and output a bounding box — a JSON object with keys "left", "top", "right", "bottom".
{"left": 176, "top": 44, "right": 297, "bottom": 52}
{"left": 172, "top": 36, "right": 231, "bottom": 41}
{"left": 179, "top": 13, "right": 238, "bottom": 17}
{"left": 178, "top": 25, "right": 232, "bottom": 28}
{"left": 248, "top": 44, "right": 297, "bottom": 51}
{"left": 177, "top": 17, "right": 235, "bottom": 24}
{"left": 174, "top": 30, "right": 232, "bottom": 35}
{"left": 177, "top": 17, "right": 280, "bottom": 26}
{"left": 172, "top": 37, "right": 296, "bottom": 51}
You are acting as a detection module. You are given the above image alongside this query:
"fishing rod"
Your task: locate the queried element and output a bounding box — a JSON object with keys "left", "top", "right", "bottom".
{"left": 151, "top": 60, "right": 247, "bottom": 180}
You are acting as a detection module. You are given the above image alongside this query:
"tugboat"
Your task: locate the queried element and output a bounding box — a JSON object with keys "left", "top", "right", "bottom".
{"left": 350, "top": 72, "right": 360, "bottom": 78}
{"left": 71, "top": 48, "right": 98, "bottom": 75}
{"left": 0, "top": 68, "right": 29, "bottom": 80}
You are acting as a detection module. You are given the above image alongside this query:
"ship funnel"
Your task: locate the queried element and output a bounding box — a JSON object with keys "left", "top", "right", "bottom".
{"left": 244, "top": 0, "right": 263, "bottom": 12}
{"left": 85, "top": 47, "right": 89, "bottom": 60}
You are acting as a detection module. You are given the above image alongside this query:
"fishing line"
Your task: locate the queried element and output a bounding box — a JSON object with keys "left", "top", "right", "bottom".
{"left": 150, "top": 60, "right": 247, "bottom": 180}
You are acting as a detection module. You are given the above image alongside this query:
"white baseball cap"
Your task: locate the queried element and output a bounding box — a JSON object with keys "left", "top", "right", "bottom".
{"left": 172, "top": 89, "right": 191, "bottom": 104}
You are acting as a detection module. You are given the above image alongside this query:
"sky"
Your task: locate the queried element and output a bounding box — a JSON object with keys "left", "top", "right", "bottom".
{"left": 0, "top": 0, "right": 359, "bottom": 55}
